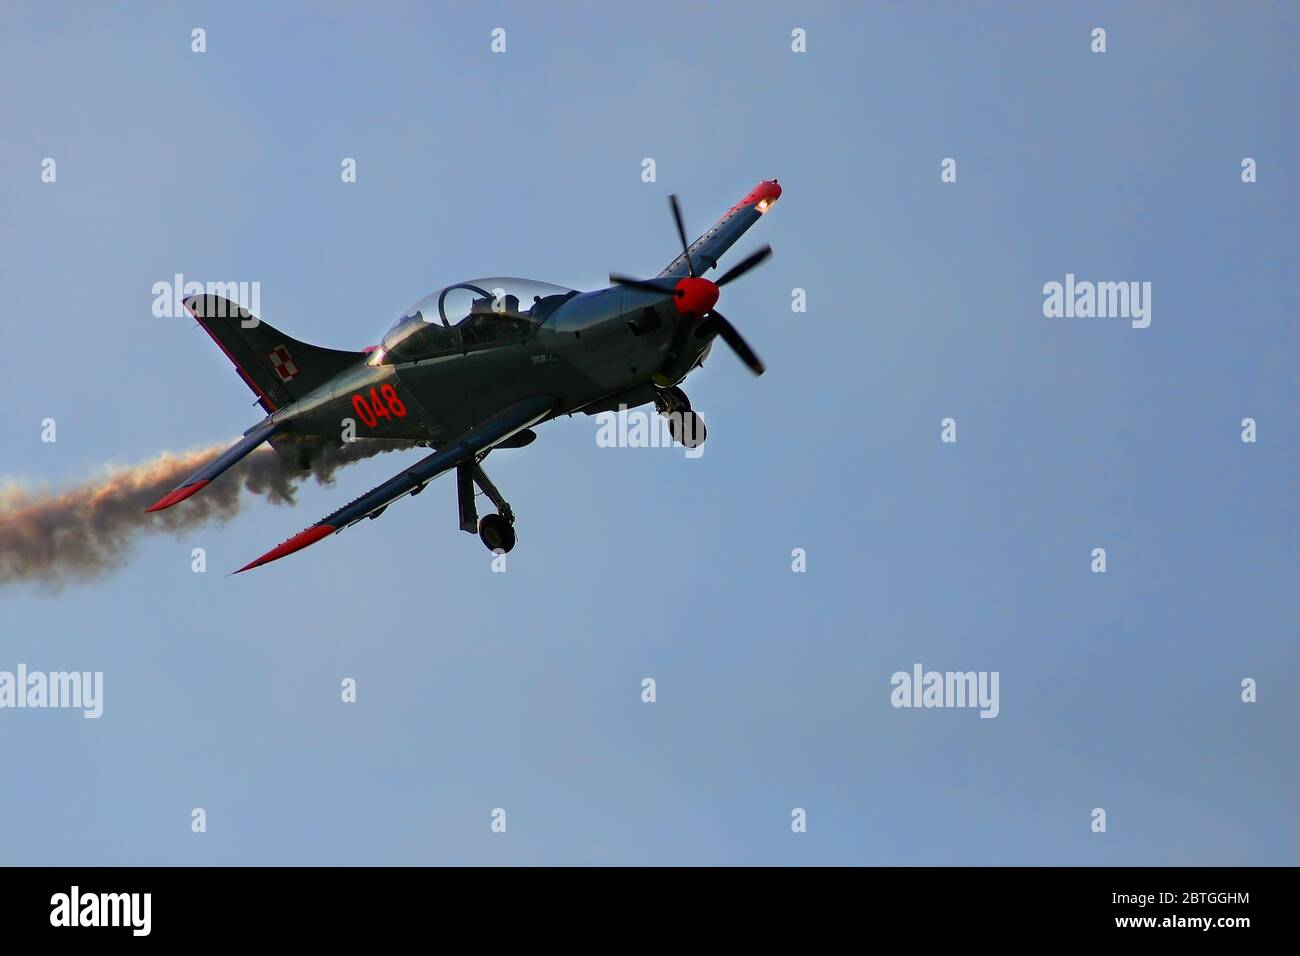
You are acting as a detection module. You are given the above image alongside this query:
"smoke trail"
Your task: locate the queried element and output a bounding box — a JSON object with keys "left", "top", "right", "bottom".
{"left": 0, "top": 438, "right": 406, "bottom": 589}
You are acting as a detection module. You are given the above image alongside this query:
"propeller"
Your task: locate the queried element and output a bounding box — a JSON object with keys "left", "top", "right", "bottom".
{"left": 667, "top": 194, "right": 695, "bottom": 277}
{"left": 608, "top": 193, "right": 771, "bottom": 376}
{"left": 700, "top": 310, "right": 765, "bottom": 376}
{"left": 716, "top": 244, "right": 771, "bottom": 287}
{"left": 608, "top": 273, "right": 672, "bottom": 294}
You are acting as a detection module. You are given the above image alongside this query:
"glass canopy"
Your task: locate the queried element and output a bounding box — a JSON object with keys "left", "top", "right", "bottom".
{"left": 371, "top": 277, "right": 576, "bottom": 364}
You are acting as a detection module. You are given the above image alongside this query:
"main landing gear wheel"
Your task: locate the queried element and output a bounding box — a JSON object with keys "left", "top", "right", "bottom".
{"left": 670, "top": 409, "right": 706, "bottom": 448}
{"left": 478, "top": 513, "right": 516, "bottom": 553}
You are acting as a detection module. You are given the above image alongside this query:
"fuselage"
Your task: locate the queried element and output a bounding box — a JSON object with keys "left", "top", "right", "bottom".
{"left": 268, "top": 282, "right": 704, "bottom": 446}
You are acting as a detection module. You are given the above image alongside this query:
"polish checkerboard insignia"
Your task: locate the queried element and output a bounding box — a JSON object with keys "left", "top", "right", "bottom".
{"left": 267, "top": 344, "right": 299, "bottom": 382}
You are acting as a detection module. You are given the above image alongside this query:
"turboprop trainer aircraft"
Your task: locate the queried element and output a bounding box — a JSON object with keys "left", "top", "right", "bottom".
{"left": 148, "top": 180, "right": 782, "bottom": 571}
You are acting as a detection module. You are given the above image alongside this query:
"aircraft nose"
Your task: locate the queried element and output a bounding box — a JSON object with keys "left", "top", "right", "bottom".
{"left": 673, "top": 277, "right": 719, "bottom": 317}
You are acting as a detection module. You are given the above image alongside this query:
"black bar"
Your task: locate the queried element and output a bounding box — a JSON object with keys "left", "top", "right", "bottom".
{"left": 0, "top": 867, "right": 1282, "bottom": 941}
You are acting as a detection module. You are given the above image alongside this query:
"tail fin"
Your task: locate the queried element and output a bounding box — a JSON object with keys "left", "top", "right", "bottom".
{"left": 183, "top": 295, "right": 363, "bottom": 413}
{"left": 657, "top": 180, "right": 781, "bottom": 279}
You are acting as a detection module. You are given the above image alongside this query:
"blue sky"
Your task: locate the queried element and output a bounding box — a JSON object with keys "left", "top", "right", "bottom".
{"left": 1, "top": 2, "right": 1295, "bottom": 864}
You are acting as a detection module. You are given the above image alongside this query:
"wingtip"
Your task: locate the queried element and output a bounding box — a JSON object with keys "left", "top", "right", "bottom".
{"left": 145, "top": 480, "right": 210, "bottom": 513}
{"left": 233, "top": 524, "right": 336, "bottom": 574}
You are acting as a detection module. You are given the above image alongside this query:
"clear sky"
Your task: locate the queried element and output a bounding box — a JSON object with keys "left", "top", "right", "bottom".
{"left": 1, "top": 2, "right": 1295, "bottom": 865}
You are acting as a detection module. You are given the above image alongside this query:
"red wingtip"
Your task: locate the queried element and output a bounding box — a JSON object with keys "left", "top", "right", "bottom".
{"left": 234, "top": 524, "right": 336, "bottom": 574}
{"left": 145, "top": 480, "right": 210, "bottom": 513}
{"left": 753, "top": 179, "right": 781, "bottom": 203}
{"left": 727, "top": 180, "right": 782, "bottom": 217}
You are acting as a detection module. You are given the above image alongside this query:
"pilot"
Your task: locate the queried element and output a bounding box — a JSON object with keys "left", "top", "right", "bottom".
{"left": 463, "top": 292, "right": 527, "bottom": 344}
{"left": 468, "top": 292, "right": 521, "bottom": 317}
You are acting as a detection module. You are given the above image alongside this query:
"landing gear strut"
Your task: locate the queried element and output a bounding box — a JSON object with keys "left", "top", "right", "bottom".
{"left": 654, "top": 385, "right": 707, "bottom": 449}
{"left": 457, "top": 458, "right": 517, "bottom": 553}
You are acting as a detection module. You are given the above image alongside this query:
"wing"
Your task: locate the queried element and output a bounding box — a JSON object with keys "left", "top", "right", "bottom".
{"left": 656, "top": 180, "right": 781, "bottom": 279}
{"left": 233, "top": 395, "right": 555, "bottom": 573}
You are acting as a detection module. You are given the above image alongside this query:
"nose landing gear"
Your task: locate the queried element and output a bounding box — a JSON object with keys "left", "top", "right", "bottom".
{"left": 654, "top": 385, "right": 707, "bottom": 449}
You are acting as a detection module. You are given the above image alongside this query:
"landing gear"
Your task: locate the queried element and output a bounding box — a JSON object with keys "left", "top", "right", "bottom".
{"left": 458, "top": 459, "right": 518, "bottom": 553}
{"left": 670, "top": 410, "right": 706, "bottom": 448}
{"left": 478, "top": 512, "right": 516, "bottom": 554}
{"left": 655, "top": 384, "right": 691, "bottom": 414}
{"left": 654, "top": 385, "right": 706, "bottom": 448}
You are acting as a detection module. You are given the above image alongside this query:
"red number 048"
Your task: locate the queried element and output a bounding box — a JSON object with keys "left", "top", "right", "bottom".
{"left": 352, "top": 384, "right": 407, "bottom": 428}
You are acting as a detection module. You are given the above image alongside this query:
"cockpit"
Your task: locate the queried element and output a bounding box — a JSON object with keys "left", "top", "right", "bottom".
{"left": 369, "top": 277, "right": 577, "bottom": 365}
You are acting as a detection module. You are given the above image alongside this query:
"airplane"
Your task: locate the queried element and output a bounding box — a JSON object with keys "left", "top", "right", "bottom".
{"left": 147, "top": 180, "right": 782, "bottom": 572}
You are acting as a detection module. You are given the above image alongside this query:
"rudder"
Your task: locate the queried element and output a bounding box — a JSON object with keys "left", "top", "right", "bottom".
{"left": 183, "top": 294, "right": 363, "bottom": 413}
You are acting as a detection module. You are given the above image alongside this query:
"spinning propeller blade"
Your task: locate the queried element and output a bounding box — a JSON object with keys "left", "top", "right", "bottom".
{"left": 704, "top": 310, "right": 765, "bottom": 376}
{"left": 610, "top": 273, "right": 672, "bottom": 293}
{"left": 716, "top": 244, "right": 772, "bottom": 287}
{"left": 668, "top": 194, "right": 694, "bottom": 277}
{"left": 610, "top": 190, "right": 774, "bottom": 375}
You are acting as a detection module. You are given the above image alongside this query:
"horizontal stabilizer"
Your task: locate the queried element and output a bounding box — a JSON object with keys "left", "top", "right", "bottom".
{"left": 146, "top": 419, "right": 279, "bottom": 512}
